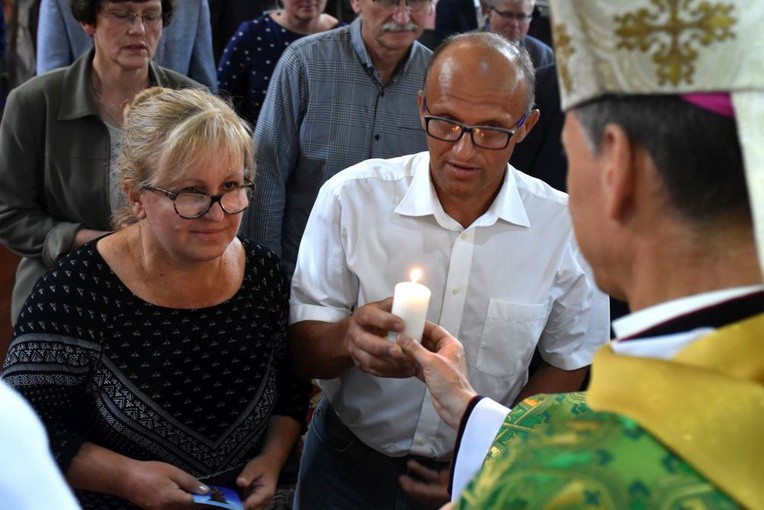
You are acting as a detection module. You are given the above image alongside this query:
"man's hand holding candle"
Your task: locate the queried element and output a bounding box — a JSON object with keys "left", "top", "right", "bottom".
{"left": 341, "top": 298, "right": 419, "bottom": 378}
{"left": 290, "top": 269, "right": 432, "bottom": 380}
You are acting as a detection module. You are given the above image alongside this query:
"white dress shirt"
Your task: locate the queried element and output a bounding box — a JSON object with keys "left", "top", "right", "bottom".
{"left": 451, "top": 284, "right": 764, "bottom": 499}
{"left": 291, "top": 151, "right": 609, "bottom": 458}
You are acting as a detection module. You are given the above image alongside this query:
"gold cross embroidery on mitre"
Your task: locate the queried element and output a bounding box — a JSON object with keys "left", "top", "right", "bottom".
{"left": 615, "top": 0, "right": 736, "bottom": 86}
{"left": 552, "top": 22, "right": 575, "bottom": 94}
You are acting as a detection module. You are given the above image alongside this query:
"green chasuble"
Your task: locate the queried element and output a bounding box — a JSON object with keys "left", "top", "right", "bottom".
{"left": 456, "top": 314, "right": 764, "bottom": 509}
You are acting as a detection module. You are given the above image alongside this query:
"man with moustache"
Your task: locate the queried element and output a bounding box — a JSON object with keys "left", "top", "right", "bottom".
{"left": 242, "top": 0, "right": 433, "bottom": 276}
{"left": 289, "top": 32, "right": 609, "bottom": 508}
{"left": 398, "top": 1, "right": 764, "bottom": 508}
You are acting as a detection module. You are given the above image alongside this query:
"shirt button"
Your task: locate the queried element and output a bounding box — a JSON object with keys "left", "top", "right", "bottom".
{"left": 452, "top": 287, "right": 460, "bottom": 296}
{"left": 460, "top": 232, "right": 469, "bottom": 240}
{"left": 374, "top": 134, "right": 380, "bottom": 141}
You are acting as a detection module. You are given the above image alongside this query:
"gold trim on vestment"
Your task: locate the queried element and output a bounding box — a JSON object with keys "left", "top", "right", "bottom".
{"left": 588, "top": 313, "right": 764, "bottom": 509}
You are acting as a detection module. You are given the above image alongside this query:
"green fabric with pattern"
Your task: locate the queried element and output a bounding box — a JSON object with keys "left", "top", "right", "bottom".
{"left": 456, "top": 392, "right": 738, "bottom": 509}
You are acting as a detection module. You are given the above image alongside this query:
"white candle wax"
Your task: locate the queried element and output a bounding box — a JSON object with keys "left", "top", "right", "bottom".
{"left": 388, "top": 280, "right": 431, "bottom": 343}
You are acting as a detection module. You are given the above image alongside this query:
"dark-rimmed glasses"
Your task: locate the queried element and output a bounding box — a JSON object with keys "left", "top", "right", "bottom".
{"left": 99, "top": 8, "right": 164, "bottom": 27}
{"left": 423, "top": 114, "right": 528, "bottom": 150}
{"left": 372, "top": 0, "right": 431, "bottom": 12}
{"left": 490, "top": 7, "right": 533, "bottom": 23}
{"left": 143, "top": 182, "right": 254, "bottom": 219}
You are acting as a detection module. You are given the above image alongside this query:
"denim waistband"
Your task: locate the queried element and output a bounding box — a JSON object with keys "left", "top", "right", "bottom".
{"left": 317, "top": 397, "right": 450, "bottom": 471}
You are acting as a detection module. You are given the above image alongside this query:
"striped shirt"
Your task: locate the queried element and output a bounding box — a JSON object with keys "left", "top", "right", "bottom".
{"left": 242, "top": 17, "right": 432, "bottom": 275}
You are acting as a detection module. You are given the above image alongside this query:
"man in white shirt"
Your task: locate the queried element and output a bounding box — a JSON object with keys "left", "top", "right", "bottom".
{"left": 399, "top": 1, "right": 764, "bottom": 508}
{"left": 289, "top": 32, "right": 609, "bottom": 509}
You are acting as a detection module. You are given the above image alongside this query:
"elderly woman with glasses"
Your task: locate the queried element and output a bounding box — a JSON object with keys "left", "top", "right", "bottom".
{"left": 0, "top": 0, "right": 204, "bottom": 325}
{"left": 1, "top": 87, "right": 310, "bottom": 510}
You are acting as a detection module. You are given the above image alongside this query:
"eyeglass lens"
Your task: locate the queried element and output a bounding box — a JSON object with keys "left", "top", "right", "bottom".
{"left": 426, "top": 117, "right": 512, "bottom": 149}
{"left": 493, "top": 9, "right": 532, "bottom": 21}
{"left": 376, "top": 0, "right": 429, "bottom": 11}
{"left": 174, "top": 187, "right": 252, "bottom": 218}
{"left": 103, "top": 9, "right": 163, "bottom": 25}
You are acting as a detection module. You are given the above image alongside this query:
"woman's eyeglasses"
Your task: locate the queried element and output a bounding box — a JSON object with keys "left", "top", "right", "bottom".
{"left": 99, "top": 9, "right": 164, "bottom": 27}
{"left": 143, "top": 182, "right": 254, "bottom": 219}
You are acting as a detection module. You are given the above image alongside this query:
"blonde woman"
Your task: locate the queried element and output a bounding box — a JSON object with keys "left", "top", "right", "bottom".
{"left": 2, "top": 87, "right": 309, "bottom": 510}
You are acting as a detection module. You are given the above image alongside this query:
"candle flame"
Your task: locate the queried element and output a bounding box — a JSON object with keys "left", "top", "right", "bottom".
{"left": 410, "top": 268, "right": 422, "bottom": 283}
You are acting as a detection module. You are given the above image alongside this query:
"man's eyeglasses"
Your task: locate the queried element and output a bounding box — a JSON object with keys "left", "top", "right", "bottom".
{"left": 143, "top": 182, "right": 254, "bottom": 219}
{"left": 372, "top": 0, "right": 431, "bottom": 12}
{"left": 423, "top": 114, "right": 528, "bottom": 150}
{"left": 490, "top": 7, "right": 533, "bottom": 23}
{"left": 99, "top": 9, "right": 164, "bottom": 27}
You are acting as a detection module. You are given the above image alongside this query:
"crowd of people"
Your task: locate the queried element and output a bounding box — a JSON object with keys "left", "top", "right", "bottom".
{"left": 0, "top": 0, "right": 760, "bottom": 509}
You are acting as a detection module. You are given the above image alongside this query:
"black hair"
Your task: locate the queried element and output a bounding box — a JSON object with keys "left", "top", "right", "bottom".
{"left": 573, "top": 95, "right": 749, "bottom": 223}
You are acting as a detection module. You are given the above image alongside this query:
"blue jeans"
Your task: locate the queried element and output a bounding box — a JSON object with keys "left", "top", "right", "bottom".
{"left": 294, "top": 397, "right": 446, "bottom": 510}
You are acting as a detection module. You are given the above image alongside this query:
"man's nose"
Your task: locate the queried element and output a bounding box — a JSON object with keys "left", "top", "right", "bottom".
{"left": 452, "top": 130, "right": 477, "bottom": 157}
{"left": 391, "top": 2, "right": 413, "bottom": 23}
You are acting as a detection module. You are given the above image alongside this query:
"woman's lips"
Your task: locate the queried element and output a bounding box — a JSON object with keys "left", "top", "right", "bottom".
{"left": 124, "top": 44, "right": 148, "bottom": 52}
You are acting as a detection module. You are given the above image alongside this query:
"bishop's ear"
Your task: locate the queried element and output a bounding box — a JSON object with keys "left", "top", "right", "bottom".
{"left": 599, "top": 123, "right": 638, "bottom": 222}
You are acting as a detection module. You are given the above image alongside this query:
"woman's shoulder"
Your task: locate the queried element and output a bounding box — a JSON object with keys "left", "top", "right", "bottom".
{"left": 239, "top": 237, "right": 288, "bottom": 283}
{"left": 231, "top": 14, "right": 279, "bottom": 40}
{"left": 151, "top": 63, "right": 207, "bottom": 91}
{"left": 36, "top": 239, "right": 115, "bottom": 292}
{"left": 5, "top": 67, "right": 67, "bottom": 103}
{"left": 240, "top": 236, "right": 283, "bottom": 266}
{"left": 14, "top": 240, "right": 121, "bottom": 333}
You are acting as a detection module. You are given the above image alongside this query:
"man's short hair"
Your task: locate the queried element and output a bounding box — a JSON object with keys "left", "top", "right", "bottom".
{"left": 573, "top": 95, "right": 750, "bottom": 223}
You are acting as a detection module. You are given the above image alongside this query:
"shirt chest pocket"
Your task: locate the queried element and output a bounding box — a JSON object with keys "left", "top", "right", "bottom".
{"left": 476, "top": 300, "right": 547, "bottom": 378}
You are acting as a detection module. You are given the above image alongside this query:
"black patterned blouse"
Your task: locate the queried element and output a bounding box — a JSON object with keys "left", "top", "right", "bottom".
{"left": 2, "top": 236, "right": 310, "bottom": 509}
{"left": 216, "top": 15, "right": 344, "bottom": 127}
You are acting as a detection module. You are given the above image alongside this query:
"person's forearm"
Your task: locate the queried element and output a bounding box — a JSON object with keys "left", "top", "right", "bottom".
{"left": 289, "top": 320, "right": 353, "bottom": 380}
{"left": 65, "top": 442, "right": 138, "bottom": 499}
{"left": 512, "top": 362, "right": 588, "bottom": 406}
{"left": 257, "top": 416, "right": 302, "bottom": 470}
{"left": 67, "top": 440, "right": 208, "bottom": 507}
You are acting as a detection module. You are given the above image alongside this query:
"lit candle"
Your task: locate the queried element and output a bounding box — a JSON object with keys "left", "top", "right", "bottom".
{"left": 388, "top": 268, "right": 431, "bottom": 343}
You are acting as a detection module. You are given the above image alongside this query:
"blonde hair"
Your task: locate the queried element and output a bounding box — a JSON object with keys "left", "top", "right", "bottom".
{"left": 112, "top": 87, "right": 254, "bottom": 228}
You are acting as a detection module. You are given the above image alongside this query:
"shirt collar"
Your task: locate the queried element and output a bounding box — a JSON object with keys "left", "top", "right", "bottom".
{"left": 59, "top": 47, "right": 164, "bottom": 122}
{"left": 612, "top": 284, "right": 764, "bottom": 340}
{"left": 350, "top": 17, "right": 374, "bottom": 69}
{"left": 395, "top": 154, "right": 531, "bottom": 229}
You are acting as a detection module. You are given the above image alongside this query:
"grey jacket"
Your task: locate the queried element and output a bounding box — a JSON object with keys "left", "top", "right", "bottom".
{"left": 0, "top": 49, "right": 202, "bottom": 321}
